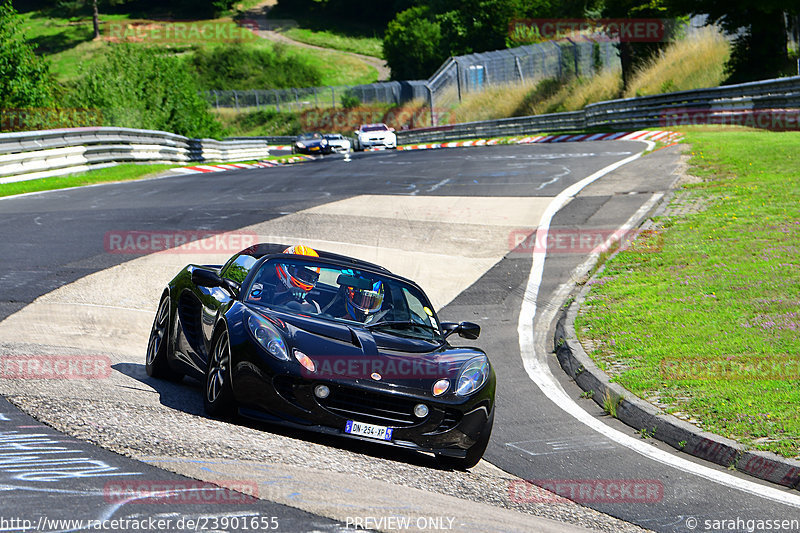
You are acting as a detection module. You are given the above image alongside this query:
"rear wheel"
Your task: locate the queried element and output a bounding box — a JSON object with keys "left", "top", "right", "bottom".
{"left": 204, "top": 328, "right": 236, "bottom": 418}
{"left": 145, "top": 294, "right": 182, "bottom": 381}
{"left": 437, "top": 409, "right": 494, "bottom": 470}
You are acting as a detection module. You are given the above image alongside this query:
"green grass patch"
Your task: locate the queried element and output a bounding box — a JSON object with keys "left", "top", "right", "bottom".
{"left": 265, "top": 1, "right": 385, "bottom": 54}
{"left": 214, "top": 108, "right": 302, "bottom": 137}
{"left": 0, "top": 153, "right": 312, "bottom": 198}
{"left": 283, "top": 27, "right": 383, "bottom": 59}
{"left": 576, "top": 129, "right": 800, "bottom": 458}
{"left": 20, "top": 12, "right": 376, "bottom": 87}
{"left": 0, "top": 164, "right": 177, "bottom": 198}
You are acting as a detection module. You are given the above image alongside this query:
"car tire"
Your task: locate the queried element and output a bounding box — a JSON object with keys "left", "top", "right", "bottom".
{"left": 204, "top": 326, "right": 236, "bottom": 418}
{"left": 145, "top": 293, "right": 182, "bottom": 381}
{"left": 437, "top": 409, "right": 494, "bottom": 470}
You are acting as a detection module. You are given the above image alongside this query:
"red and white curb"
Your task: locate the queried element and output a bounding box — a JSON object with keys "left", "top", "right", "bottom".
{"left": 398, "top": 130, "right": 684, "bottom": 151}
{"left": 171, "top": 155, "right": 313, "bottom": 175}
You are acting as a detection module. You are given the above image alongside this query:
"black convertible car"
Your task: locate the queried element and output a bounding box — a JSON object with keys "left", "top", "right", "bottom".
{"left": 291, "top": 132, "right": 330, "bottom": 155}
{"left": 146, "top": 244, "right": 495, "bottom": 468}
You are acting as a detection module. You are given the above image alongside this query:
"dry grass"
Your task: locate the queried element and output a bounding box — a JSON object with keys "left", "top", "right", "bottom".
{"left": 388, "top": 98, "right": 433, "bottom": 129}
{"left": 465, "top": 70, "right": 622, "bottom": 120}
{"left": 624, "top": 26, "right": 730, "bottom": 98}
{"left": 453, "top": 81, "right": 538, "bottom": 123}
{"left": 559, "top": 69, "right": 623, "bottom": 111}
{"left": 445, "top": 27, "right": 729, "bottom": 122}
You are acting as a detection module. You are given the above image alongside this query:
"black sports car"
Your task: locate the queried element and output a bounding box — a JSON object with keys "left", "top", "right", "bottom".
{"left": 291, "top": 132, "right": 330, "bottom": 155}
{"left": 146, "top": 243, "right": 495, "bottom": 469}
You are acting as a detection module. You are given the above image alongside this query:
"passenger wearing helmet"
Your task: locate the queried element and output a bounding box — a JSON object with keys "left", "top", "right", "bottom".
{"left": 344, "top": 280, "right": 384, "bottom": 322}
{"left": 272, "top": 245, "right": 322, "bottom": 313}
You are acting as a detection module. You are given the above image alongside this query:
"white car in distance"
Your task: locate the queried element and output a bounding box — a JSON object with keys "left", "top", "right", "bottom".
{"left": 323, "top": 133, "right": 352, "bottom": 153}
{"left": 353, "top": 123, "right": 397, "bottom": 151}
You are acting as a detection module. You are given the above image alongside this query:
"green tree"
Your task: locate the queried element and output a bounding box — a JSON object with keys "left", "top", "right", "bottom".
{"left": 383, "top": 6, "right": 444, "bottom": 80}
{"left": 190, "top": 44, "right": 322, "bottom": 90}
{"left": 597, "top": 0, "right": 674, "bottom": 91}
{"left": 383, "top": 0, "right": 574, "bottom": 79}
{"left": 0, "top": 0, "right": 55, "bottom": 107}
{"left": 65, "top": 44, "right": 223, "bottom": 138}
{"left": 666, "top": 0, "right": 796, "bottom": 82}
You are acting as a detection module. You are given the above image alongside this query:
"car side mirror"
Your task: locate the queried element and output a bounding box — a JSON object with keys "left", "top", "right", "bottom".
{"left": 192, "top": 268, "right": 224, "bottom": 287}
{"left": 193, "top": 268, "right": 240, "bottom": 297}
{"left": 441, "top": 321, "right": 481, "bottom": 340}
{"left": 389, "top": 127, "right": 395, "bottom": 132}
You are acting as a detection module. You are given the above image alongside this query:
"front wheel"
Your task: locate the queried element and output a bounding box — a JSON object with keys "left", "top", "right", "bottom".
{"left": 437, "top": 409, "right": 494, "bottom": 470}
{"left": 145, "top": 294, "right": 182, "bottom": 381}
{"left": 204, "top": 328, "right": 236, "bottom": 418}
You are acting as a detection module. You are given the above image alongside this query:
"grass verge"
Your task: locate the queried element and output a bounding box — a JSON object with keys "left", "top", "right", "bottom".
{"left": 0, "top": 164, "right": 176, "bottom": 198}
{"left": 575, "top": 128, "right": 800, "bottom": 458}
{"left": 20, "top": 12, "right": 377, "bottom": 87}
{"left": 1, "top": 152, "right": 309, "bottom": 198}
{"left": 624, "top": 26, "right": 730, "bottom": 98}
{"left": 283, "top": 27, "right": 383, "bottom": 59}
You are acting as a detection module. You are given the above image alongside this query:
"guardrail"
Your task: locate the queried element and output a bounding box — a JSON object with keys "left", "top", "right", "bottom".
{"left": 3, "top": 76, "right": 799, "bottom": 183}
{"left": 396, "top": 111, "right": 585, "bottom": 144}
{"left": 398, "top": 75, "right": 800, "bottom": 144}
{"left": 0, "top": 127, "right": 272, "bottom": 184}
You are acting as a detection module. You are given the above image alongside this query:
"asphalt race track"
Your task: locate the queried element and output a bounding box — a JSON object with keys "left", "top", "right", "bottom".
{"left": 1, "top": 143, "right": 799, "bottom": 532}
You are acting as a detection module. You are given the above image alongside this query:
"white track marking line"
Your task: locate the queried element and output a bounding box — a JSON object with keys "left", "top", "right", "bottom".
{"left": 517, "top": 141, "right": 800, "bottom": 508}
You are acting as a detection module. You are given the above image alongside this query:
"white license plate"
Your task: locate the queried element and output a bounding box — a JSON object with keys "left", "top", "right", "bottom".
{"left": 345, "top": 420, "right": 393, "bottom": 441}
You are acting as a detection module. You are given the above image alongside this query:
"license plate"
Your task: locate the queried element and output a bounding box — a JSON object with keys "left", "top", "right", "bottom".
{"left": 345, "top": 420, "right": 393, "bottom": 441}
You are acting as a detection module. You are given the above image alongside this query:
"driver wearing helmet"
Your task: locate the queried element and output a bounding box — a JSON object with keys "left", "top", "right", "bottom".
{"left": 344, "top": 280, "right": 384, "bottom": 323}
{"left": 272, "top": 245, "right": 322, "bottom": 313}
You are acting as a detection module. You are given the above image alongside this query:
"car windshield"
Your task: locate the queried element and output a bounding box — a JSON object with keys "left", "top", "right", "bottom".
{"left": 362, "top": 124, "right": 388, "bottom": 132}
{"left": 246, "top": 259, "right": 442, "bottom": 341}
{"left": 298, "top": 133, "right": 322, "bottom": 140}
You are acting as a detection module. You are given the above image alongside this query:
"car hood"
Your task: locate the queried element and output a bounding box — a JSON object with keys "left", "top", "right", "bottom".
{"left": 258, "top": 307, "right": 480, "bottom": 382}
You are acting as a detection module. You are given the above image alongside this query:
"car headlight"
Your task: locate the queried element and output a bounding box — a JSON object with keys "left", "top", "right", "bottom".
{"left": 455, "top": 356, "right": 490, "bottom": 396}
{"left": 296, "top": 142, "right": 306, "bottom": 148}
{"left": 247, "top": 311, "right": 289, "bottom": 361}
{"left": 321, "top": 139, "right": 327, "bottom": 146}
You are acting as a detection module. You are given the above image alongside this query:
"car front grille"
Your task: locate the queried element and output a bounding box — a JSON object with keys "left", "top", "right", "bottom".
{"left": 318, "top": 385, "right": 420, "bottom": 427}
{"left": 437, "top": 409, "right": 462, "bottom": 432}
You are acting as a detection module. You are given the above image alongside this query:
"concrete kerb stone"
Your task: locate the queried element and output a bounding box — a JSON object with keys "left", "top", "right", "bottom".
{"left": 738, "top": 450, "right": 800, "bottom": 488}
{"left": 552, "top": 202, "right": 800, "bottom": 491}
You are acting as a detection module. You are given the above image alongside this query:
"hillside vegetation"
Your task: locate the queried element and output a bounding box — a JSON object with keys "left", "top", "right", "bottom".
{"left": 453, "top": 27, "right": 731, "bottom": 124}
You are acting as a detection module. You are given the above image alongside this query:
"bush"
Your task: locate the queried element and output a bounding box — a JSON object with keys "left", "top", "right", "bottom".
{"left": 65, "top": 44, "right": 224, "bottom": 138}
{"left": 340, "top": 90, "right": 361, "bottom": 109}
{"left": 383, "top": 7, "right": 445, "bottom": 80}
{"left": 0, "top": 1, "right": 55, "bottom": 108}
{"left": 190, "top": 44, "right": 322, "bottom": 91}
{"left": 222, "top": 108, "right": 301, "bottom": 137}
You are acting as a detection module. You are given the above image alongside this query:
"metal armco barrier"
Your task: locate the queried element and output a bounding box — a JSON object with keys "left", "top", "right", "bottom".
{"left": 3, "top": 76, "right": 799, "bottom": 183}
{"left": 0, "top": 127, "right": 272, "bottom": 184}
{"left": 397, "top": 75, "right": 800, "bottom": 144}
